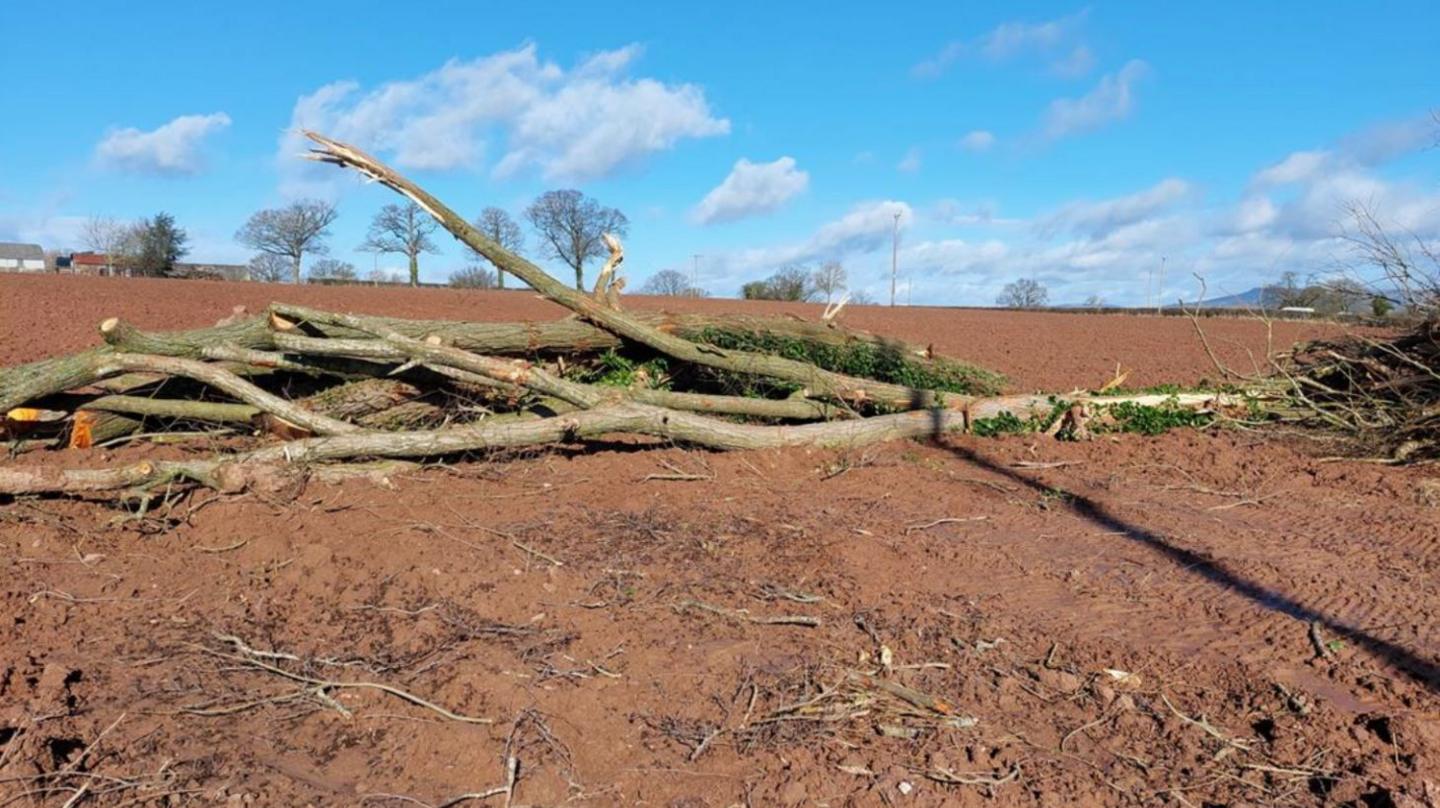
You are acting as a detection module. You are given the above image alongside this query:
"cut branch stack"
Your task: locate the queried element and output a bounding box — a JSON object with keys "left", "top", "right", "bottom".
{"left": 1273, "top": 318, "right": 1440, "bottom": 462}
{"left": 0, "top": 133, "right": 1242, "bottom": 497}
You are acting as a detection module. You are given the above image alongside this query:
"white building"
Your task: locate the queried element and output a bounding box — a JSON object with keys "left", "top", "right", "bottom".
{"left": 0, "top": 242, "right": 45, "bottom": 272}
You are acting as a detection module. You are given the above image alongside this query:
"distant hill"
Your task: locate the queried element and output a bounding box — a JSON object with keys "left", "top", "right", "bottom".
{"left": 1055, "top": 287, "right": 1267, "bottom": 310}
{"left": 1190, "top": 287, "right": 1266, "bottom": 308}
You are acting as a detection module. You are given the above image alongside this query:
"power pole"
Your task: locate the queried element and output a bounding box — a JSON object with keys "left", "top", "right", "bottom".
{"left": 890, "top": 212, "right": 900, "bottom": 307}
{"left": 1157, "top": 255, "right": 1167, "bottom": 314}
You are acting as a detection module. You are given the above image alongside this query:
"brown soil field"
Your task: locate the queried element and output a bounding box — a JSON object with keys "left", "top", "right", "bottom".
{"left": 0, "top": 273, "right": 1347, "bottom": 391}
{"left": 3, "top": 274, "right": 1439, "bottom": 807}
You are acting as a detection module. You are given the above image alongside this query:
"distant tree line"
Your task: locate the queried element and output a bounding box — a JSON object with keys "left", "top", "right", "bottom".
{"left": 739, "top": 261, "right": 870, "bottom": 304}
{"left": 74, "top": 187, "right": 632, "bottom": 290}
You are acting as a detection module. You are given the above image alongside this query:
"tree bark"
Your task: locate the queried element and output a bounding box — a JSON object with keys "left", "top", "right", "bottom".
{"left": 0, "top": 311, "right": 982, "bottom": 414}
{"left": 0, "top": 392, "right": 1245, "bottom": 496}
{"left": 302, "top": 132, "right": 942, "bottom": 409}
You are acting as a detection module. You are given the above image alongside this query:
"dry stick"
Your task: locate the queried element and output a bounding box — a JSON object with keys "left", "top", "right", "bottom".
{"left": 845, "top": 671, "right": 965, "bottom": 718}
{"left": 194, "top": 539, "right": 249, "bottom": 554}
{"left": 925, "top": 764, "right": 1021, "bottom": 788}
{"left": 676, "top": 599, "right": 821, "bottom": 627}
{"left": 194, "top": 645, "right": 492, "bottom": 724}
{"left": 904, "top": 516, "right": 989, "bottom": 534}
{"left": 1309, "top": 620, "right": 1336, "bottom": 661}
{"left": 1159, "top": 693, "right": 1252, "bottom": 749}
{"left": 301, "top": 131, "right": 939, "bottom": 410}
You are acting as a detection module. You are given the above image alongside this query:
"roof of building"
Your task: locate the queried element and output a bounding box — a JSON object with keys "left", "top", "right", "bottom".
{"left": 0, "top": 242, "right": 44, "bottom": 261}
{"left": 72, "top": 252, "right": 109, "bottom": 265}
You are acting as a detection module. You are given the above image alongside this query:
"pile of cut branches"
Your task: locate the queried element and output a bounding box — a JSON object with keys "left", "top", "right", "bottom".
{"left": 1275, "top": 318, "right": 1440, "bottom": 462}
{"left": 0, "top": 133, "right": 1238, "bottom": 497}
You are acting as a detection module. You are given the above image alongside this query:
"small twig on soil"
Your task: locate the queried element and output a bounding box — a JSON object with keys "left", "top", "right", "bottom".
{"left": 640, "top": 459, "right": 714, "bottom": 482}
{"left": 689, "top": 728, "right": 725, "bottom": 762}
{"left": 213, "top": 632, "right": 299, "bottom": 662}
{"left": 1309, "top": 621, "right": 1336, "bottom": 661}
{"left": 904, "top": 516, "right": 989, "bottom": 534}
{"left": 924, "top": 763, "right": 1021, "bottom": 789}
{"left": 511, "top": 540, "right": 563, "bottom": 567}
{"left": 1060, "top": 705, "right": 1118, "bottom": 752}
{"left": 194, "top": 539, "right": 249, "bottom": 554}
{"left": 1012, "top": 460, "right": 1083, "bottom": 469}
{"left": 191, "top": 641, "right": 492, "bottom": 724}
{"left": 1204, "top": 493, "right": 1281, "bottom": 511}
{"left": 676, "top": 599, "right": 820, "bottom": 627}
{"left": 844, "top": 671, "right": 969, "bottom": 720}
{"left": 1160, "top": 693, "right": 1252, "bottom": 749}
{"left": 755, "top": 583, "right": 824, "bottom": 604}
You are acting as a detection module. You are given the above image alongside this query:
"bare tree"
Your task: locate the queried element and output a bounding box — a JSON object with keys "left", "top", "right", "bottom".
{"left": 996, "top": 278, "right": 1049, "bottom": 309}
{"left": 1343, "top": 202, "right": 1439, "bottom": 318}
{"left": 309, "top": 258, "right": 358, "bottom": 282}
{"left": 81, "top": 216, "right": 138, "bottom": 276}
{"left": 450, "top": 264, "right": 498, "bottom": 289}
{"left": 640, "top": 269, "right": 707, "bottom": 297}
{"left": 235, "top": 200, "right": 338, "bottom": 285}
{"left": 471, "top": 207, "right": 524, "bottom": 290}
{"left": 1083, "top": 294, "right": 1106, "bottom": 310}
{"left": 362, "top": 203, "right": 439, "bottom": 287}
{"left": 742, "top": 265, "right": 815, "bottom": 301}
{"left": 811, "top": 261, "right": 847, "bottom": 304}
{"left": 247, "top": 253, "right": 290, "bottom": 283}
{"left": 524, "top": 190, "right": 629, "bottom": 291}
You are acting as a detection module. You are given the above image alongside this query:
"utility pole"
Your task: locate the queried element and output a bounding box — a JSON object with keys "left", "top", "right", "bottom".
{"left": 1157, "top": 255, "right": 1167, "bottom": 314}
{"left": 890, "top": 212, "right": 900, "bottom": 307}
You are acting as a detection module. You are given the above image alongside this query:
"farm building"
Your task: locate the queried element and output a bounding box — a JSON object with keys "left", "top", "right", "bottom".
{"left": 0, "top": 242, "right": 46, "bottom": 272}
{"left": 68, "top": 251, "right": 113, "bottom": 274}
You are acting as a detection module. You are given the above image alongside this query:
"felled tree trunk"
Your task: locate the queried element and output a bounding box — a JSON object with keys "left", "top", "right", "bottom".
{"left": 0, "top": 131, "right": 1256, "bottom": 499}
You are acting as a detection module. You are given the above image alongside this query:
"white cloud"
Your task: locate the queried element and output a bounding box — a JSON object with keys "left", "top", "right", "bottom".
{"left": 1042, "top": 60, "right": 1149, "bottom": 140}
{"left": 1252, "top": 149, "right": 1331, "bottom": 187}
{"left": 702, "top": 200, "right": 912, "bottom": 290}
{"left": 932, "top": 199, "right": 1022, "bottom": 227}
{"left": 691, "top": 156, "right": 808, "bottom": 224}
{"left": 1051, "top": 45, "right": 1097, "bottom": 78}
{"left": 897, "top": 147, "right": 922, "bottom": 173}
{"left": 0, "top": 214, "right": 89, "bottom": 249}
{"left": 913, "top": 10, "right": 1091, "bottom": 78}
{"left": 281, "top": 43, "right": 728, "bottom": 192}
{"left": 1229, "top": 195, "right": 1278, "bottom": 233}
{"left": 958, "top": 130, "right": 996, "bottom": 152}
{"left": 1251, "top": 114, "right": 1436, "bottom": 192}
{"left": 1040, "top": 178, "right": 1190, "bottom": 237}
{"left": 1340, "top": 116, "right": 1437, "bottom": 165}
{"left": 94, "top": 113, "right": 231, "bottom": 175}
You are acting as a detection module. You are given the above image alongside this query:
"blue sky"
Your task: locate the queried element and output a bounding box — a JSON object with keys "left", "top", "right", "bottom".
{"left": 2, "top": 1, "right": 1437, "bottom": 304}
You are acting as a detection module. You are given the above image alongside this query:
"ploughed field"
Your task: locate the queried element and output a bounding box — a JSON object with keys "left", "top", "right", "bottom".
{"left": 2, "top": 273, "right": 1438, "bottom": 806}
